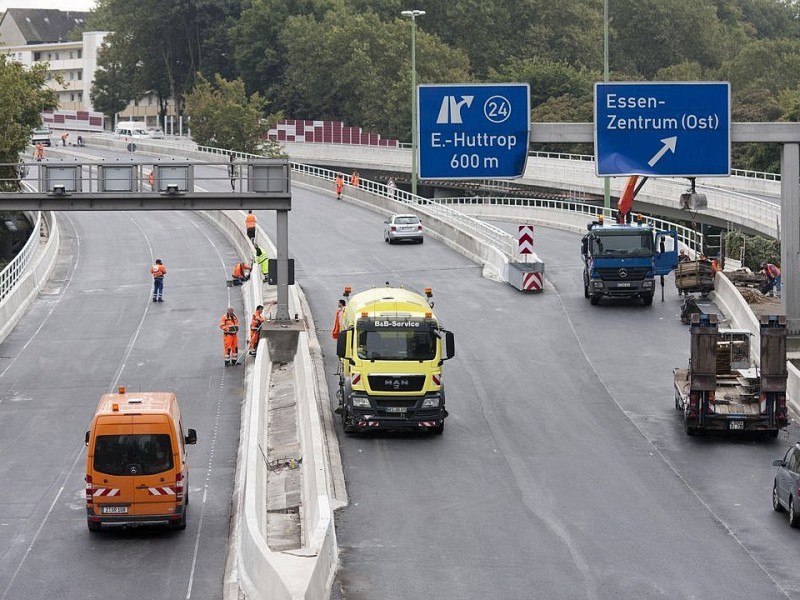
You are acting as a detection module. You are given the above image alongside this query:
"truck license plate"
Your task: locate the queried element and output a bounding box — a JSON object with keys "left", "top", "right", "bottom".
{"left": 729, "top": 421, "right": 744, "bottom": 430}
{"left": 616, "top": 282, "right": 631, "bottom": 287}
{"left": 102, "top": 506, "right": 129, "bottom": 514}
{"left": 385, "top": 407, "right": 406, "bottom": 413}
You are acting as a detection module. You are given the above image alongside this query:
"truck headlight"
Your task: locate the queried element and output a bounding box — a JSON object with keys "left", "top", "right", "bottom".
{"left": 643, "top": 280, "right": 654, "bottom": 289}
{"left": 592, "top": 281, "right": 604, "bottom": 289}
{"left": 421, "top": 397, "right": 440, "bottom": 408}
{"left": 352, "top": 396, "right": 370, "bottom": 408}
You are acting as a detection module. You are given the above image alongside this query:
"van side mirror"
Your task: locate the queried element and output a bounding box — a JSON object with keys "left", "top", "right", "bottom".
{"left": 185, "top": 428, "right": 197, "bottom": 445}
{"left": 581, "top": 236, "right": 588, "bottom": 255}
{"left": 85, "top": 431, "right": 90, "bottom": 446}
{"left": 773, "top": 459, "right": 784, "bottom": 467}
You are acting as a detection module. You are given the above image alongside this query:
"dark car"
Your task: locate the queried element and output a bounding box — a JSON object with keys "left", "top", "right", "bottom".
{"left": 772, "top": 442, "right": 800, "bottom": 526}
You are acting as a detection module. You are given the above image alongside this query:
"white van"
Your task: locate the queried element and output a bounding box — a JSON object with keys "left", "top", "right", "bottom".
{"left": 114, "top": 121, "right": 149, "bottom": 139}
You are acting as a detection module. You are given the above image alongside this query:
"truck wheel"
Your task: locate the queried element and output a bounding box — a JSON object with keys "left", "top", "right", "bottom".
{"left": 583, "top": 283, "right": 589, "bottom": 299}
{"left": 642, "top": 294, "right": 654, "bottom": 306}
{"left": 589, "top": 295, "right": 599, "bottom": 306}
{"left": 171, "top": 507, "right": 188, "bottom": 531}
{"left": 685, "top": 424, "right": 697, "bottom": 436}
{"left": 430, "top": 422, "right": 444, "bottom": 435}
{"left": 342, "top": 409, "right": 357, "bottom": 434}
{"left": 789, "top": 498, "right": 800, "bottom": 528}
{"left": 773, "top": 481, "right": 785, "bottom": 512}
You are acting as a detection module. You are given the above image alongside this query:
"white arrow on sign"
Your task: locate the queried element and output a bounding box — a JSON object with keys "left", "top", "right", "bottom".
{"left": 647, "top": 136, "right": 677, "bottom": 167}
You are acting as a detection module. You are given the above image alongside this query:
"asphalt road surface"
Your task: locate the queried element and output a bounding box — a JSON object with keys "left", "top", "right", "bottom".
{"left": 258, "top": 188, "right": 800, "bottom": 600}
{"left": 0, "top": 170, "right": 244, "bottom": 599}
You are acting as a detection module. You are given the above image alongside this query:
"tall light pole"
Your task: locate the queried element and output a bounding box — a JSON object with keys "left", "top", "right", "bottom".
{"left": 401, "top": 9, "right": 425, "bottom": 196}
{"left": 603, "top": 0, "right": 611, "bottom": 213}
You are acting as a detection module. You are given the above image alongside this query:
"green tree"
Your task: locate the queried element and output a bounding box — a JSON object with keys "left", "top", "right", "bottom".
{"left": 0, "top": 55, "right": 58, "bottom": 190}
{"left": 489, "top": 57, "right": 596, "bottom": 110}
{"left": 611, "top": 0, "right": 726, "bottom": 78}
{"left": 91, "top": 41, "right": 137, "bottom": 123}
{"left": 717, "top": 38, "right": 800, "bottom": 97}
{"left": 231, "top": 0, "right": 338, "bottom": 97}
{"left": 90, "top": 0, "right": 241, "bottom": 119}
{"left": 277, "top": 10, "right": 471, "bottom": 142}
{"left": 183, "top": 74, "right": 281, "bottom": 155}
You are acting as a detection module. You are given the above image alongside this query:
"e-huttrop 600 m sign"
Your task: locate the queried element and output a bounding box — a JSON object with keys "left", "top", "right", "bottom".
{"left": 418, "top": 83, "right": 530, "bottom": 180}
{"left": 594, "top": 81, "right": 730, "bottom": 177}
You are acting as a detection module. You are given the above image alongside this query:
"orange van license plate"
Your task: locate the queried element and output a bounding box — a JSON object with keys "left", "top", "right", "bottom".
{"left": 101, "top": 506, "right": 129, "bottom": 514}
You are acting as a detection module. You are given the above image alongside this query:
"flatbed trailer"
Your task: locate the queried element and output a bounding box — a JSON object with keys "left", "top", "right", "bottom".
{"left": 673, "top": 313, "right": 788, "bottom": 436}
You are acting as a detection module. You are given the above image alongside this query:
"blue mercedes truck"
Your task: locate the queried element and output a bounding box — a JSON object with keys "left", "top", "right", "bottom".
{"left": 581, "top": 216, "right": 678, "bottom": 306}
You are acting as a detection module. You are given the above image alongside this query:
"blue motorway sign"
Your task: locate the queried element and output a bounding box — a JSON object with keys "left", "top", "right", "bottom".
{"left": 594, "top": 82, "right": 730, "bottom": 177}
{"left": 417, "top": 83, "right": 530, "bottom": 180}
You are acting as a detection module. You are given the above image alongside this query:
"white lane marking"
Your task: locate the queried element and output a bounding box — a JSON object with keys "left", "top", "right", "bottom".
{"left": 107, "top": 214, "right": 155, "bottom": 392}
{"left": 554, "top": 293, "right": 793, "bottom": 598}
{"left": 184, "top": 210, "right": 238, "bottom": 598}
{"left": 1, "top": 445, "right": 84, "bottom": 600}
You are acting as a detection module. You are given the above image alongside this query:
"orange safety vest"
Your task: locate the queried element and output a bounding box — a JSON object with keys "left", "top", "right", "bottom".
{"left": 245, "top": 213, "right": 256, "bottom": 229}
{"left": 766, "top": 264, "right": 780, "bottom": 279}
{"left": 332, "top": 307, "right": 344, "bottom": 340}
{"left": 351, "top": 173, "right": 359, "bottom": 188}
{"left": 232, "top": 263, "right": 250, "bottom": 278}
{"left": 335, "top": 176, "right": 344, "bottom": 193}
{"left": 220, "top": 314, "right": 238, "bottom": 333}
{"left": 150, "top": 263, "right": 166, "bottom": 278}
{"left": 251, "top": 311, "right": 265, "bottom": 331}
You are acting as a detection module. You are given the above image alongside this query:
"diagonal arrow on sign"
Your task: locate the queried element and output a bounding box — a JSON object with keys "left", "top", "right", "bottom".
{"left": 647, "top": 136, "right": 678, "bottom": 167}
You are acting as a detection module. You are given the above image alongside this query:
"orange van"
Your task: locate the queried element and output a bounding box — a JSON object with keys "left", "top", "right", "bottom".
{"left": 84, "top": 387, "right": 197, "bottom": 532}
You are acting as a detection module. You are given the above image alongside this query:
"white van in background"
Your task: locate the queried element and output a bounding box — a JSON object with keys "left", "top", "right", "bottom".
{"left": 115, "top": 121, "right": 148, "bottom": 138}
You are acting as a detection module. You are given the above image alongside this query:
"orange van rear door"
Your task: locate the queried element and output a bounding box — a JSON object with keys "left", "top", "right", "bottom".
{"left": 131, "top": 427, "right": 179, "bottom": 516}
{"left": 90, "top": 419, "right": 135, "bottom": 515}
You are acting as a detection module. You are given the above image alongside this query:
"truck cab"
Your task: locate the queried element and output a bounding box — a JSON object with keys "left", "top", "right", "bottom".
{"left": 581, "top": 216, "right": 678, "bottom": 306}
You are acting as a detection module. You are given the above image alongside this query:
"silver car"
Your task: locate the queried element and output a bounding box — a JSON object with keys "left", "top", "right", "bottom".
{"left": 384, "top": 214, "right": 423, "bottom": 244}
{"left": 772, "top": 442, "right": 800, "bottom": 526}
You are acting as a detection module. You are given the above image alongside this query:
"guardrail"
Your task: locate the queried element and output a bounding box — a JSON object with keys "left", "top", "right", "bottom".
{"left": 0, "top": 211, "right": 42, "bottom": 303}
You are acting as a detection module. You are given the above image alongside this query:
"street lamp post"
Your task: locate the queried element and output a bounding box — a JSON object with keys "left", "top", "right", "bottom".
{"left": 401, "top": 9, "right": 425, "bottom": 196}
{"left": 603, "top": 0, "right": 611, "bottom": 213}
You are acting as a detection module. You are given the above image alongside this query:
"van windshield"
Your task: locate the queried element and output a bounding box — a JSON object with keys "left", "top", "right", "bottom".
{"left": 94, "top": 434, "right": 174, "bottom": 476}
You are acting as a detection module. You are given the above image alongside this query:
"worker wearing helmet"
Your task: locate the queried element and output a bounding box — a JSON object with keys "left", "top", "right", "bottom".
{"left": 220, "top": 307, "right": 239, "bottom": 366}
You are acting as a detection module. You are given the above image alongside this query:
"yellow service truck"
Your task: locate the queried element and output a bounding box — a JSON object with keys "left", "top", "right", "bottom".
{"left": 335, "top": 284, "right": 455, "bottom": 434}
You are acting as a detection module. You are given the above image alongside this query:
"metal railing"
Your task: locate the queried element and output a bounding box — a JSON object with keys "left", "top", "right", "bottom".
{"left": 433, "top": 196, "right": 704, "bottom": 254}
{"left": 0, "top": 211, "right": 42, "bottom": 302}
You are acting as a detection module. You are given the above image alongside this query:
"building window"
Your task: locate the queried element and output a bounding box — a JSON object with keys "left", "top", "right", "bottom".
{"left": 55, "top": 53, "right": 60, "bottom": 60}
{"left": 78, "top": 50, "right": 82, "bottom": 59}
{"left": 33, "top": 52, "right": 41, "bottom": 61}
{"left": 71, "top": 93, "right": 75, "bottom": 102}
{"left": 78, "top": 71, "right": 82, "bottom": 80}
{"left": 69, "top": 71, "right": 75, "bottom": 80}
{"left": 69, "top": 51, "right": 74, "bottom": 59}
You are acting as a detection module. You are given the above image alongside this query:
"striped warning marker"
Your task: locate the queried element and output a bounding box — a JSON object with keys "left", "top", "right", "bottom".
{"left": 523, "top": 272, "right": 543, "bottom": 291}
{"left": 518, "top": 224, "right": 534, "bottom": 255}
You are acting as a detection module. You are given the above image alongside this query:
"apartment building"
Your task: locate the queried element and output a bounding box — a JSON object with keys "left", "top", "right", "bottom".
{"left": 0, "top": 8, "right": 168, "bottom": 129}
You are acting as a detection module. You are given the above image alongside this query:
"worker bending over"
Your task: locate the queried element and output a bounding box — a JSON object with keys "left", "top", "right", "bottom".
{"left": 231, "top": 261, "right": 251, "bottom": 285}
{"left": 249, "top": 304, "right": 268, "bottom": 355}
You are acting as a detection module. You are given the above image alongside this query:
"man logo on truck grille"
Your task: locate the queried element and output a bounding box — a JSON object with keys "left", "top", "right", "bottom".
{"left": 386, "top": 378, "right": 409, "bottom": 390}
{"left": 618, "top": 268, "right": 628, "bottom": 278}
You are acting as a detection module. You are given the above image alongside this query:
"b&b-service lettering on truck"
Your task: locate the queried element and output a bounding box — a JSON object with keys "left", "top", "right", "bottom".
{"left": 335, "top": 284, "right": 455, "bottom": 435}
{"left": 581, "top": 215, "right": 678, "bottom": 306}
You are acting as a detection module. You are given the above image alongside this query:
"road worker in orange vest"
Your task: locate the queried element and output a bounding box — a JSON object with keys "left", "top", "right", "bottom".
{"left": 150, "top": 259, "right": 166, "bottom": 302}
{"left": 35, "top": 143, "right": 45, "bottom": 161}
{"left": 350, "top": 170, "right": 359, "bottom": 188}
{"left": 335, "top": 174, "right": 344, "bottom": 199}
{"left": 220, "top": 307, "right": 239, "bottom": 366}
{"left": 231, "top": 261, "right": 251, "bottom": 286}
{"left": 245, "top": 210, "right": 257, "bottom": 244}
{"left": 332, "top": 299, "right": 346, "bottom": 340}
{"left": 249, "top": 304, "right": 270, "bottom": 355}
